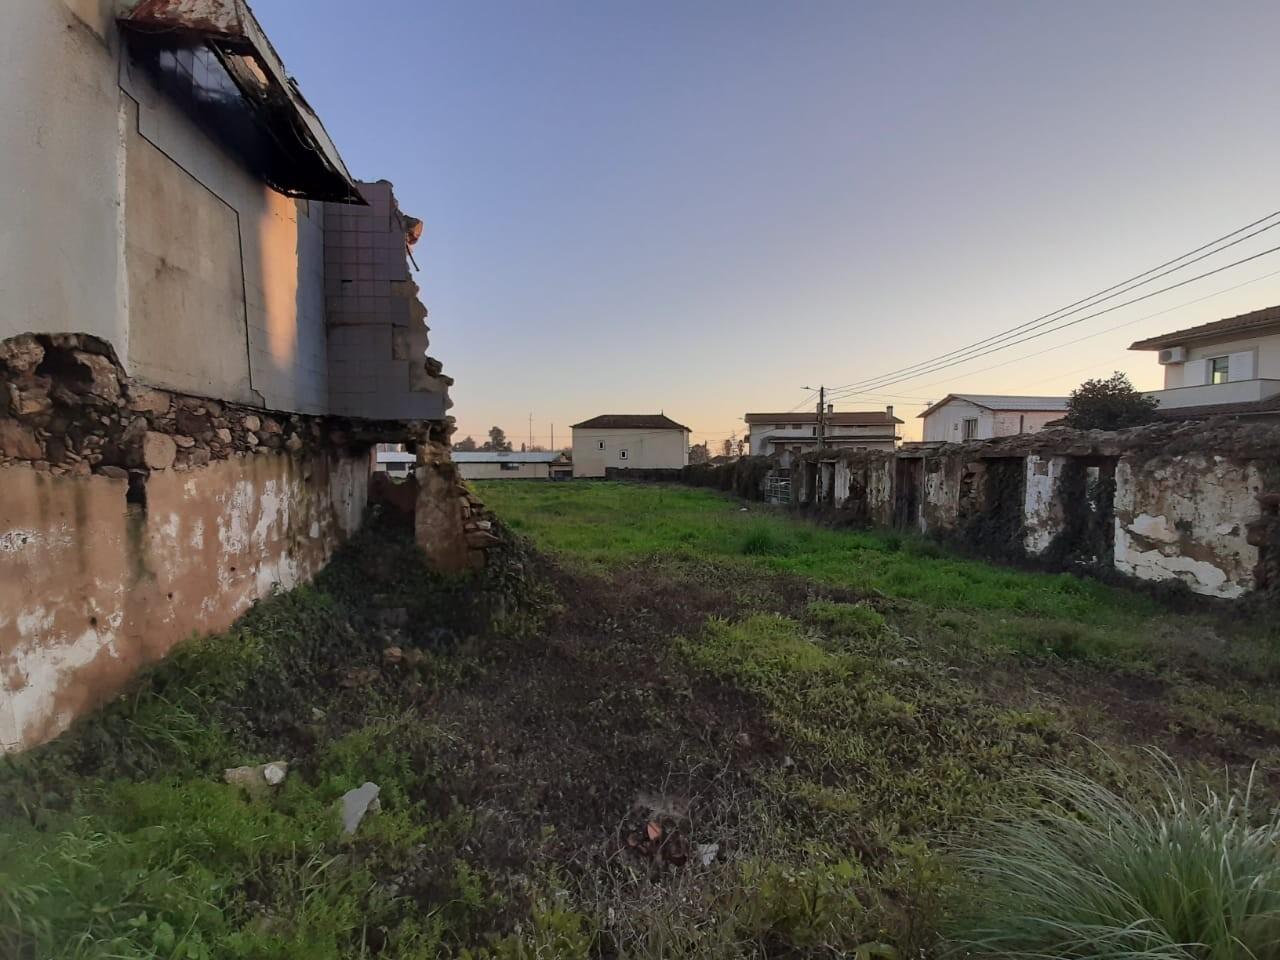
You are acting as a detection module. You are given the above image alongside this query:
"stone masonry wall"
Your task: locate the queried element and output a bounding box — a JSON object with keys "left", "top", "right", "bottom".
{"left": 0, "top": 331, "right": 472, "bottom": 752}
{"left": 635, "top": 420, "right": 1280, "bottom": 601}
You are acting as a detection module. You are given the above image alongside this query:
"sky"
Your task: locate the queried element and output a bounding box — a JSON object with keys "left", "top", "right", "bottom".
{"left": 255, "top": 0, "right": 1280, "bottom": 444}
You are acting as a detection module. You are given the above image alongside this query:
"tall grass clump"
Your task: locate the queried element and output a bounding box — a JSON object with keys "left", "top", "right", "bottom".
{"left": 946, "top": 759, "right": 1280, "bottom": 959}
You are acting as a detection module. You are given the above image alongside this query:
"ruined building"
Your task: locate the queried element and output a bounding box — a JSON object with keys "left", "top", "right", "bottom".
{"left": 0, "top": 1, "right": 487, "bottom": 751}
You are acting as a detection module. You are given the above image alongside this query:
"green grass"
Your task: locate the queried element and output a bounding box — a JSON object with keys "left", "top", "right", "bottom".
{"left": 476, "top": 481, "right": 1180, "bottom": 663}
{"left": 946, "top": 760, "right": 1280, "bottom": 959}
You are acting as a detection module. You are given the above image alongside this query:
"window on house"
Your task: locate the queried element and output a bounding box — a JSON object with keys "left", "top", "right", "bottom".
{"left": 619, "top": 449, "right": 629, "bottom": 460}
{"left": 790, "top": 423, "right": 803, "bottom": 430}
{"left": 811, "top": 426, "right": 817, "bottom": 436}
{"left": 499, "top": 462, "right": 521, "bottom": 471}
{"left": 962, "top": 418, "right": 979, "bottom": 440}
{"left": 597, "top": 440, "right": 606, "bottom": 451}
{"left": 1210, "top": 356, "right": 1229, "bottom": 384}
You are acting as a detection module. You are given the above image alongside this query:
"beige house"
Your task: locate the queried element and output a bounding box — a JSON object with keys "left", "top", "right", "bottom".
{"left": 918, "top": 395, "right": 1068, "bottom": 442}
{"left": 745, "top": 407, "right": 902, "bottom": 456}
{"left": 1130, "top": 304, "right": 1280, "bottom": 417}
{"left": 453, "top": 451, "right": 572, "bottom": 480}
{"left": 571, "top": 414, "right": 690, "bottom": 478}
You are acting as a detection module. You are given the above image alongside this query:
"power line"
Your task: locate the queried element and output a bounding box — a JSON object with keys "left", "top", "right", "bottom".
{"left": 823, "top": 208, "right": 1280, "bottom": 399}
{"left": 823, "top": 241, "right": 1280, "bottom": 403}
{"left": 896, "top": 265, "right": 1280, "bottom": 398}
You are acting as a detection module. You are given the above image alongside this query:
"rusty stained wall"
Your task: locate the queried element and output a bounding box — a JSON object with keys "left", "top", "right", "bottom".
{"left": 0, "top": 451, "right": 368, "bottom": 752}
{"left": 1114, "top": 455, "right": 1262, "bottom": 600}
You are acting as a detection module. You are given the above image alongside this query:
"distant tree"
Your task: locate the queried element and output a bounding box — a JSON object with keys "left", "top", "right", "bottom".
{"left": 528, "top": 444, "right": 549, "bottom": 452}
{"left": 453, "top": 435, "right": 478, "bottom": 452}
{"left": 689, "top": 442, "right": 710, "bottom": 464}
{"left": 1063, "top": 372, "right": 1159, "bottom": 430}
{"left": 720, "top": 436, "right": 735, "bottom": 458}
{"left": 483, "top": 426, "right": 512, "bottom": 452}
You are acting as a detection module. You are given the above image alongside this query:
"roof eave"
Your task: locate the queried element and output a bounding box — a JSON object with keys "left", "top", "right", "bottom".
{"left": 119, "top": 0, "right": 364, "bottom": 204}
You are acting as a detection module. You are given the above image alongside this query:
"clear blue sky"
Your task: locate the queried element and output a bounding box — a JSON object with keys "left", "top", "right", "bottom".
{"left": 255, "top": 0, "right": 1280, "bottom": 444}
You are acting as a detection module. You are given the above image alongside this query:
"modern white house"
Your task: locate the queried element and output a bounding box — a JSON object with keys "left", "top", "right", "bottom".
{"left": 745, "top": 407, "right": 902, "bottom": 456}
{"left": 453, "top": 451, "right": 572, "bottom": 480}
{"left": 1130, "top": 304, "right": 1280, "bottom": 416}
{"left": 570, "top": 414, "right": 690, "bottom": 478}
{"left": 918, "top": 395, "right": 1069, "bottom": 442}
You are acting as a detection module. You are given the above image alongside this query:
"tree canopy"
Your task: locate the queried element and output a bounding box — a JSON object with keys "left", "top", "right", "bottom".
{"left": 1063, "top": 371, "right": 1159, "bottom": 431}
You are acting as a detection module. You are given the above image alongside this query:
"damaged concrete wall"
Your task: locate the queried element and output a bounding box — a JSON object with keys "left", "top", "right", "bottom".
{"left": 1114, "top": 455, "right": 1262, "bottom": 599}
{"left": 0, "top": 451, "right": 366, "bottom": 752}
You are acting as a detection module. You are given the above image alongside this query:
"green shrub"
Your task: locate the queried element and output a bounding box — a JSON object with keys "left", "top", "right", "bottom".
{"left": 946, "top": 760, "right": 1280, "bottom": 959}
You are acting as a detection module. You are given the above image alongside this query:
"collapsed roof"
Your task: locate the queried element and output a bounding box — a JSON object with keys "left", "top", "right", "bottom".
{"left": 118, "top": 0, "right": 364, "bottom": 203}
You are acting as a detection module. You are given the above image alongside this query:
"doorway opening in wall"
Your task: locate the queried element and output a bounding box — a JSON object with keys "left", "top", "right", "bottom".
{"left": 963, "top": 458, "right": 1025, "bottom": 556}
{"left": 894, "top": 457, "right": 923, "bottom": 529}
{"left": 1048, "top": 457, "right": 1118, "bottom": 566}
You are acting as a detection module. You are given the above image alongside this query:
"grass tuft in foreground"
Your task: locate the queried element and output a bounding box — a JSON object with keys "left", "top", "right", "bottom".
{"left": 946, "top": 758, "right": 1280, "bottom": 960}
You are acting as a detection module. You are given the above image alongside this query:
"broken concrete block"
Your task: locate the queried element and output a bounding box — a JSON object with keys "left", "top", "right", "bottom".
{"left": 142, "top": 431, "right": 177, "bottom": 469}
{"left": 242, "top": 414, "right": 261, "bottom": 433}
{"left": 214, "top": 428, "right": 233, "bottom": 444}
{"left": 340, "top": 782, "right": 381, "bottom": 835}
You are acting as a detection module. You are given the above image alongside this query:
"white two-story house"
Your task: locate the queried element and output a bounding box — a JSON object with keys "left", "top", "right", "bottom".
{"left": 745, "top": 406, "right": 902, "bottom": 457}
{"left": 1130, "top": 304, "right": 1280, "bottom": 415}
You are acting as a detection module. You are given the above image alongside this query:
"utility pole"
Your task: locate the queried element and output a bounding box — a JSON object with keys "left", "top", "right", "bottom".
{"left": 551, "top": 423, "right": 555, "bottom": 451}
{"left": 528, "top": 412, "right": 533, "bottom": 451}
{"left": 816, "top": 385, "right": 826, "bottom": 449}
{"left": 804, "top": 385, "right": 827, "bottom": 449}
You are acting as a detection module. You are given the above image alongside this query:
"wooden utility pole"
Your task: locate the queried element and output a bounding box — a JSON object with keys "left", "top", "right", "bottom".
{"left": 528, "top": 412, "right": 533, "bottom": 451}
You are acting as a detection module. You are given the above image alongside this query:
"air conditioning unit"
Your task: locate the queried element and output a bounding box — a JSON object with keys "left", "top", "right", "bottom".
{"left": 1157, "top": 346, "right": 1187, "bottom": 365}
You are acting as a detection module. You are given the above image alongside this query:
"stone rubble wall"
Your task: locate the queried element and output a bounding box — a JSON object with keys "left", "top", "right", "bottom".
{"left": 0, "top": 331, "right": 471, "bottom": 753}
{"left": 631, "top": 420, "right": 1280, "bottom": 602}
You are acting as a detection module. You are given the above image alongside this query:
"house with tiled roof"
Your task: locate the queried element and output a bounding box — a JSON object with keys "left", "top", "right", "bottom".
{"left": 745, "top": 406, "right": 902, "bottom": 457}
{"left": 918, "top": 395, "right": 1069, "bottom": 442}
{"left": 570, "top": 414, "right": 691, "bottom": 477}
{"left": 1130, "top": 304, "right": 1280, "bottom": 419}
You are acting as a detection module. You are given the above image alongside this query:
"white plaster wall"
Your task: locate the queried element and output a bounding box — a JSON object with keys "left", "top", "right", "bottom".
{"left": 457, "top": 461, "right": 552, "bottom": 480}
{"left": 1023, "top": 455, "right": 1067, "bottom": 554}
{"left": 1113, "top": 455, "right": 1261, "bottom": 599}
{"left": 749, "top": 422, "right": 817, "bottom": 454}
{"left": 992, "top": 410, "right": 1062, "bottom": 436}
{"left": 0, "top": 452, "right": 368, "bottom": 752}
{"left": 0, "top": 6, "right": 330, "bottom": 415}
{"left": 0, "top": 2, "right": 128, "bottom": 354}
{"left": 922, "top": 401, "right": 994, "bottom": 442}
{"left": 1162, "top": 332, "right": 1280, "bottom": 388}
{"left": 572, "top": 428, "right": 689, "bottom": 478}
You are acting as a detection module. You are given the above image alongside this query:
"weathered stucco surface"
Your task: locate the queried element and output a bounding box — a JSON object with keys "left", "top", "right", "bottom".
{"left": 1023, "top": 455, "right": 1067, "bottom": 554}
{"left": 0, "top": 452, "right": 368, "bottom": 752}
{"left": 1113, "top": 455, "right": 1260, "bottom": 599}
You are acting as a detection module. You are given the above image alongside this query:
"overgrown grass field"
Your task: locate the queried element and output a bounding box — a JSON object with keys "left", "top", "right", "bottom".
{"left": 3, "top": 482, "right": 1279, "bottom": 958}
